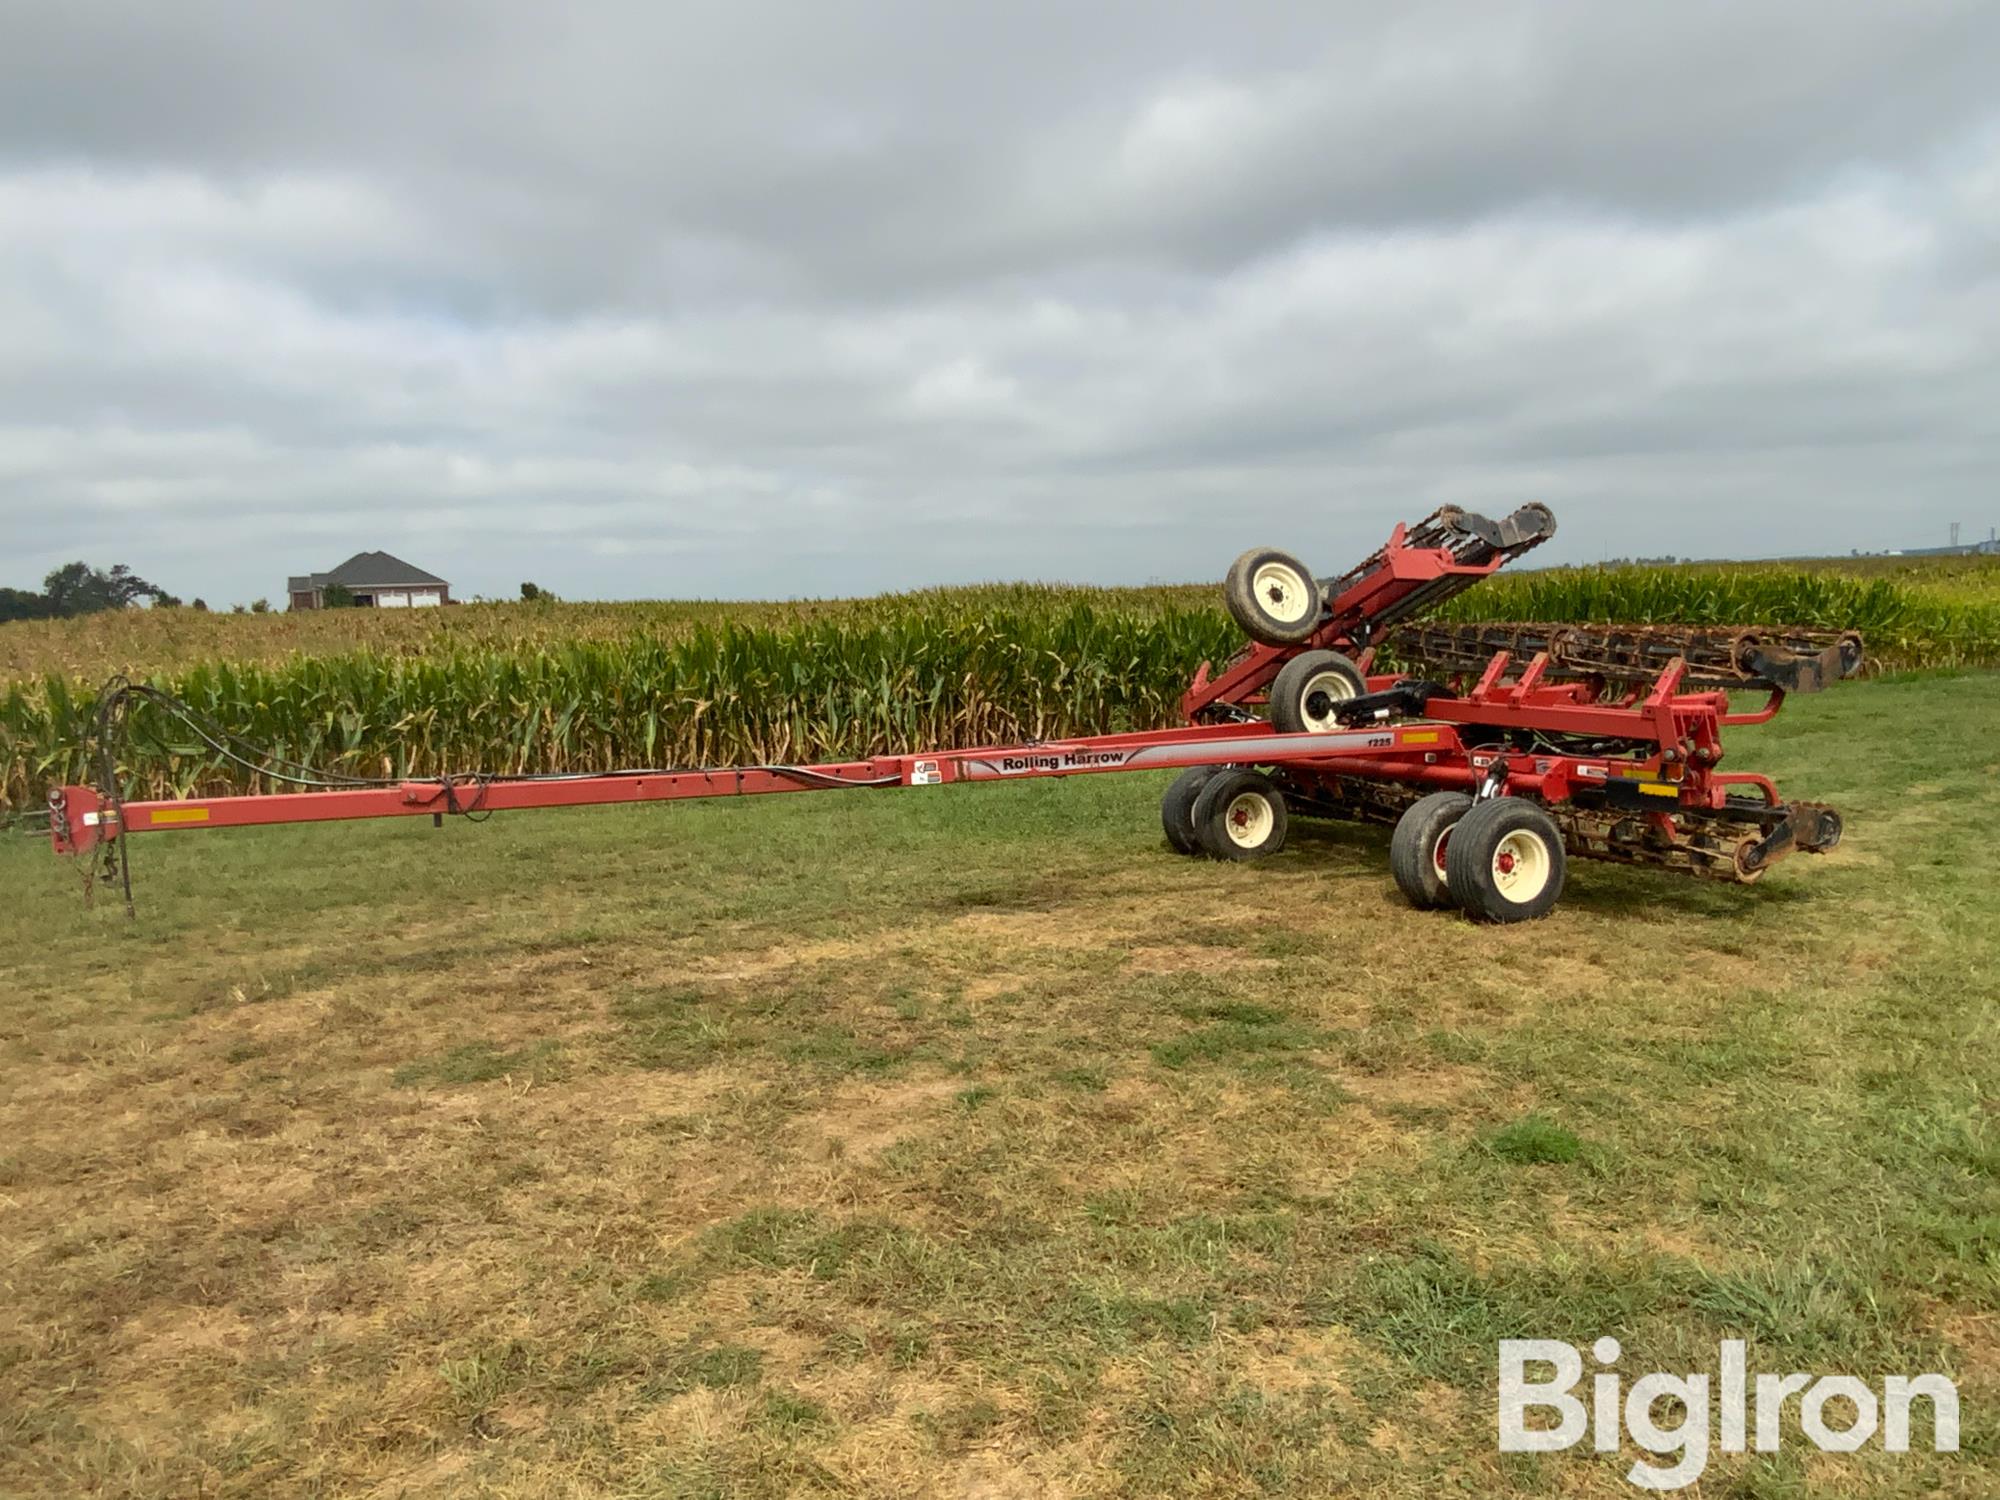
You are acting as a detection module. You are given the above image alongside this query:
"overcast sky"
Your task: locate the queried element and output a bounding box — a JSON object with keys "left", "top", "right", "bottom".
{"left": 2, "top": 1, "right": 1996, "bottom": 605}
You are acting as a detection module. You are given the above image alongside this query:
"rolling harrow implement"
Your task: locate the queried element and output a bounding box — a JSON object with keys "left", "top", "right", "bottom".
{"left": 47, "top": 504, "right": 1859, "bottom": 921}
{"left": 1388, "top": 620, "right": 1865, "bottom": 694}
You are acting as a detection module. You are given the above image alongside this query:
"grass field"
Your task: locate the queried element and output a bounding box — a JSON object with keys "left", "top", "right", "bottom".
{"left": 2, "top": 671, "right": 1995, "bottom": 1497}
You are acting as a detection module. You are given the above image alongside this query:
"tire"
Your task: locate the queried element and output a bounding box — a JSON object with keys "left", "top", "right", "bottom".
{"left": 1444, "top": 798, "right": 1567, "bottom": 923}
{"left": 1389, "top": 791, "right": 1473, "bottom": 909}
{"left": 1191, "top": 769, "right": 1289, "bottom": 860}
{"left": 1269, "top": 650, "right": 1367, "bottom": 733}
{"left": 1224, "top": 547, "right": 1321, "bottom": 645}
{"left": 1161, "top": 766, "right": 1220, "bottom": 855}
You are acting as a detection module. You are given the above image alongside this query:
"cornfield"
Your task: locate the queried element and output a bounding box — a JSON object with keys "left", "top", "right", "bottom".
{"left": 4, "top": 565, "right": 1997, "bottom": 811}
{"left": 2, "top": 600, "right": 1238, "bottom": 808}
{"left": 1425, "top": 566, "right": 2000, "bottom": 668}
{"left": 0, "top": 582, "right": 1218, "bottom": 682}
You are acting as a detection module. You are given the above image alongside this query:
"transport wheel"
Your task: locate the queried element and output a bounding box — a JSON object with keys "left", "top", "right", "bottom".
{"left": 1224, "top": 547, "right": 1321, "bottom": 645}
{"left": 1191, "top": 769, "right": 1289, "bottom": 860}
{"left": 1269, "top": 649, "right": 1366, "bottom": 733}
{"left": 1161, "top": 766, "right": 1221, "bottom": 855}
{"left": 1389, "top": 791, "right": 1473, "bottom": 909}
{"left": 1444, "top": 798, "right": 1567, "bottom": 922}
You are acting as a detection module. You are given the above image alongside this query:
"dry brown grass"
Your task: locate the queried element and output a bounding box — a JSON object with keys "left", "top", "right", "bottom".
{"left": 2, "top": 876, "right": 1381, "bottom": 1494}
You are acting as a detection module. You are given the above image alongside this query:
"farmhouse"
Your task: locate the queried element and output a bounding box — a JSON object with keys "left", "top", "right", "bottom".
{"left": 287, "top": 552, "right": 451, "bottom": 610}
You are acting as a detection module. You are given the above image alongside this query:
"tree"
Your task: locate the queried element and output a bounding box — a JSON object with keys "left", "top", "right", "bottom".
{"left": 0, "top": 587, "right": 54, "bottom": 623}
{"left": 1, "top": 562, "right": 173, "bottom": 621}
{"left": 39, "top": 561, "right": 169, "bottom": 616}
{"left": 39, "top": 562, "right": 104, "bottom": 615}
{"left": 520, "top": 581, "right": 557, "bottom": 602}
{"left": 321, "top": 584, "right": 355, "bottom": 608}
{"left": 106, "top": 564, "right": 165, "bottom": 607}
{"left": 250, "top": 598, "right": 270, "bottom": 613}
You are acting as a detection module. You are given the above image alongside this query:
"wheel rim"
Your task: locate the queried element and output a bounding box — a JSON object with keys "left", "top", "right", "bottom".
{"left": 1223, "top": 792, "right": 1274, "bottom": 848}
{"left": 1491, "top": 829, "right": 1552, "bottom": 903}
{"left": 1432, "top": 828, "right": 1453, "bottom": 875}
{"left": 1251, "top": 561, "right": 1313, "bottom": 626}
{"left": 1300, "top": 669, "right": 1358, "bottom": 730}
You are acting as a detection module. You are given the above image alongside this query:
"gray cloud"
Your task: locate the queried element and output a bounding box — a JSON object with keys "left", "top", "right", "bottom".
{"left": 2, "top": 1, "right": 1997, "bottom": 604}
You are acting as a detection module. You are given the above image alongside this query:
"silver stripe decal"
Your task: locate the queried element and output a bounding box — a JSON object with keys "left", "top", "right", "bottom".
{"left": 1122, "top": 733, "right": 1385, "bottom": 767}
{"left": 960, "top": 731, "right": 1394, "bottom": 779}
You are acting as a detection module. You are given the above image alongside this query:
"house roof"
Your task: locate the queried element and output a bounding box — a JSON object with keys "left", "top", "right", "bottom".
{"left": 289, "top": 552, "right": 448, "bottom": 594}
{"left": 324, "top": 551, "right": 449, "bottom": 588}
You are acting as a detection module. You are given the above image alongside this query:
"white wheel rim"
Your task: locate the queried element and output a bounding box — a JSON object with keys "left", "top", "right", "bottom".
{"left": 1300, "top": 668, "right": 1358, "bottom": 730}
{"left": 1222, "top": 792, "right": 1275, "bottom": 848}
{"left": 1431, "top": 826, "right": 1454, "bottom": 876}
{"left": 1491, "top": 829, "right": 1552, "bottom": 903}
{"left": 1251, "top": 561, "right": 1313, "bottom": 626}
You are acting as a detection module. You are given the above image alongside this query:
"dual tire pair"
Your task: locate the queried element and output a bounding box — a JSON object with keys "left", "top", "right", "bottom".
{"left": 1161, "top": 766, "right": 1287, "bottom": 861}
{"left": 1161, "top": 769, "right": 1566, "bottom": 921}
{"left": 1390, "top": 792, "right": 1567, "bottom": 922}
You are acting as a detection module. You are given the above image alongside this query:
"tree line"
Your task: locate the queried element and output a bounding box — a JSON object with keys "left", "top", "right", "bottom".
{"left": 1, "top": 562, "right": 177, "bottom": 623}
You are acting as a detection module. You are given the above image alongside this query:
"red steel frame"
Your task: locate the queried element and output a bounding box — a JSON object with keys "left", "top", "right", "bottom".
{"left": 1181, "top": 516, "right": 1516, "bottom": 721}
{"left": 46, "top": 653, "right": 1791, "bottom": 859}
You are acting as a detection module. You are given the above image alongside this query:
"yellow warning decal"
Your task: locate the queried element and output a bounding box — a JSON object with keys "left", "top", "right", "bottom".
{"left": 1400, "top": 730, "right": 1440, "bottom": 745}
{"left": 1636, "top": 782, "right": 1679, "bottom": 798}
{"left": 150, "top": 806, "right": 211, "bottom": 825}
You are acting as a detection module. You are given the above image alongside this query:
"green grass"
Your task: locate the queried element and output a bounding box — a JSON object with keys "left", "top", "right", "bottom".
{"left": 0, "top": 671, "right": 1994, "bottom": 1496}
{"left": 391, "top": 1039, "right": 566, "bottom": 1087}
{"left": 1485, "top": 1115, "right": 1585, "bottom": 1165}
